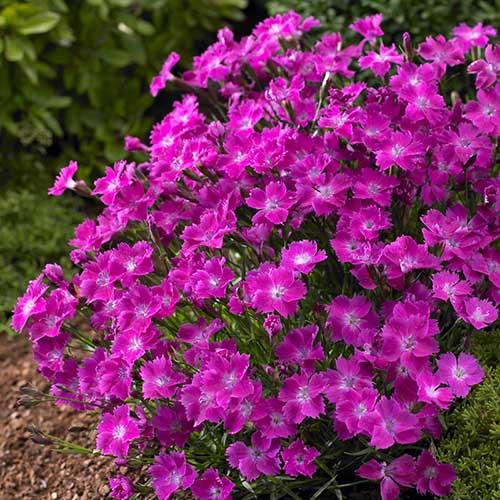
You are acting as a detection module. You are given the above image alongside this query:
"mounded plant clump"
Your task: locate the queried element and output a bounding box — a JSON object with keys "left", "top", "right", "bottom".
{"left": 14, "top": 11, "right": 500, "bottom": 500}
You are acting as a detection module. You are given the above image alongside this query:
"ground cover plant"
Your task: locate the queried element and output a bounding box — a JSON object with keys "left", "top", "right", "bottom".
{"left": 13, "top": 11, "right": 500, "bottom": 499}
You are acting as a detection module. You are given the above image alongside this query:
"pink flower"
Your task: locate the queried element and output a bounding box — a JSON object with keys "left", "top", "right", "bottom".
{"left": 149, "top": 451, "right": 196, "bottom": 500}
{"left": 191, "top": 257, "right": 235, "bottom": 299}
{"left": 349, "top": 14, "right": 383, "bottom": 43}
{"left": 468, "top": 45, "right": 500, "bottom": 89}
{"left": 191, "top": 468, "right": 234, "bottom": 500}
{"left": 263, "top": 314, "right": 282, "bottom": 336}
{"left": 453, "top": 23, "right": 496, "bottom": 50}
{"left": 150, "top": 52, "right": 180, "bottom": 97}
{"left": 326, "top": 295, "right": 378, "bottom": 346}
{"left": 246, "top": 181, "right": 296, "bottom": 225}
{"left": 415, "top": 451, "right": 456, "bottom": 497}
{"left": 281, "top": 440, "right": 319, "bottom": 477}
{"left": 109, "top": 475, "right": 134, "bottom": 500}
{"left": 140, "top": 356, "right": 186, "bottom": 400}
{"left": 96, "top": 404, "right": 140, "bottom": 458}
{"left": 357, "top": 455, "right": 416, "bottom": 500}
{"left": 323, "top": 355, "right": 374, "bottom": 404}
{"left": 280, "top": 240, "right": 326, "bottom": 274}
{"left": 253, "top": 397, "right": 297, "bottom": 438}
{"left": 275, "top": 325, "right": 324, "bottom": 369}
{"left": 360, "top": 397, "right": 421, "bottom": 449}
{"left": 461, "top": 297, "right": 498, "bottom": 329}
{"left": 432, "top": 271, "right": 472, "bottom": 302}
{"left": 418, "top": 35, "right": 464, "bottom": 66}
{"left": 11, "top": 274, "right": 47, "bottom": 332}
{"left": 248, "top": 265, "right": 307, "bottom": 317}
{"left": 359, "top": 44, "right": 403, "bottom": 78}
{"left": 436, "top": 352, "right": 485, "bottom": 397}
{"left": 48, "top": 161, "right": 83, "bottom": 196}
{"left": 278, "top": 372, "right": 326, "bottom": 424}
{"left": 334, "top": 388, "right": 378, "bottom": 437}
{"left": 152, "top": 402, "right": 194, "bottom": 448}
{"left": 226, "top": 432, "right": 281, "bottom": 481}
{"left": 416, "top": 371, "right": 453, "bottom": 409}
{"left": 375, "top": 132, "right": 425, "bottom": 172}
{"left": 98, "top": 357, "right": 132, "bottom": 400}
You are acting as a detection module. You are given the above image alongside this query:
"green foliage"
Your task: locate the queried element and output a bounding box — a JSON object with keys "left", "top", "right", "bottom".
{"left": 0, "top": 0, "right": 247, "bottom": 187}
{"left": 0, "top": 190, "right": 83, "bottom": 333}
{"left": 437, "top": 331, "right": 500, "bottom": 499}
{"left": 267, "top": 0, "right": 500, "bottom": 43}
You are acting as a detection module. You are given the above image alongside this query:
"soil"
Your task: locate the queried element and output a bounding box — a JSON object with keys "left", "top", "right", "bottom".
{"left": 0, "top": 334, "right": 115, "bottom": 499}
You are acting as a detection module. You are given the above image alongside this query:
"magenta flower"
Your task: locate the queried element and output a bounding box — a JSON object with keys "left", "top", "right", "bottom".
{"left": 226, "top": 432, "right": 281, "bottom": 481}
{"left": 357, "top": 455, "right": 416, "bottom": 500}
{"left": 263, "top": 314, "right": 282, "bottom": 336}
{"left": 418, "top": 35, "right": 464, "bottom": 66}
{"left": 280, "top": 240, "right": 326, "bottom": 274}
{"left": 275, "top": 325, "right": 324, "bottom": 369}
{"left": 432, "top": 271, "right": 472, "bottom": 302}
{"left": 109, "top": 474, "right": 134, "bottom": 500}
{"left": 92, "top": 160, "right": 134, "bottom": 205}
{"left": 140, "top": 356, "right": 186, "bottom": 400}
{"left": 149, "top": 451, "right": 197, "bottom": 500}
{"left": 150, "top": 52, "right": 180, "bottom": 97}
{"left": 48, "top": 161, "right": 83, "bottom": 196}
{"left": 360, "top": 397, "right": 421, "bottom": 449}
{"left": 246, "top": 181, "right": 296, "bottom": 225}
{"left": 181, "top": 206, "right": 236, "bottom": 255}
{"left": 191, "top": 468, "right": 234, "bottom": 500}
{"left": 436, "top": 352, "right": 485, "bottom": 397}
{"left": 352, "top": 168, "right": 399, "bottom": 207}
{"left": 11, "top": 274, "right": 47, "bottom": 332}
{"left": 323, "top": 355, "right": 374, "bottom": 404}
{"left": 381, "top": 302, "right": 439, "bottom": 369}
{"left": 349, "top": 14, "right": 383, "bottom": 42}
{"left": 461, "top": 297, "right": 498, "bottom": 329}
{"left": 326, "top": 295, "right": 378, "bottom": 346}
{"left": 381, "top": 235, "right": 440, "bottom": 289}
{"left": 111, "top": 327, "right": 160, "bottom": 364}
{"left": 375, "top": 132, "right": 425, "bottom": 171}
{"left": 415, "top": 451, "right": 456, "bottom": 497}
{"left": 416, "top": 372, "right": 453, "bottom": 409}
{"left": 453, "top": 22, "right": 496, "bottom": 50}
{"left": 96, "top": 404, "right": 140, "bottom": 458}
{"left": 248, "top": 265, "right": 307, "bottom": 317}
{"left": 191, "top": 257, "right": 235, "bottom": 299}
{"left": 334, "top": 388, "right": 378, "bottom": 437}
{"left": 199, "top": 352, "right": 253, "bottom": 407}
{"left": 253, "top": 397, "right": 297, "bottom": 438}
{"left": 98, "top": 357, "right": 132, "bottom": 400}
{"left": 152, "top": 402, "right": 194, "bottom": 448}
{"left": 281, "top": 439, "right": 319, "bottom": 477}
{"left": 468, "top": 45, "right": 500, "bottom": 89}
{"left": 359, "top": 44, "right": 404, "bottom": 78}
{"left": 278, "top": 372, "right": 326, "bottom": 424}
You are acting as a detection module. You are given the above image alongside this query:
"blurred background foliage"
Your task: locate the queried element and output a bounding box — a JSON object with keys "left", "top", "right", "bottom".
{"left": 0, "top": 0, "right": 248, "bottom": 187}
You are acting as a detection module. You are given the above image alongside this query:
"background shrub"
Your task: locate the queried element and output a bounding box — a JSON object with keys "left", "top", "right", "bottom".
{"left": 0, "top": 0, "right": 248, "bottom": 186}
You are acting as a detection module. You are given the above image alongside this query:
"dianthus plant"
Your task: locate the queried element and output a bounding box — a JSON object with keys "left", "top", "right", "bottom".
{"left": 14, "top": 11, "right": 500, "bottom": 500}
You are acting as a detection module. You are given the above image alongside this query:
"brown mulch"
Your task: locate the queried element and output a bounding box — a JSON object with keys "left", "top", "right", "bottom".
{"left": 0, "top": 334, "right": 115, "bottom": 500}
